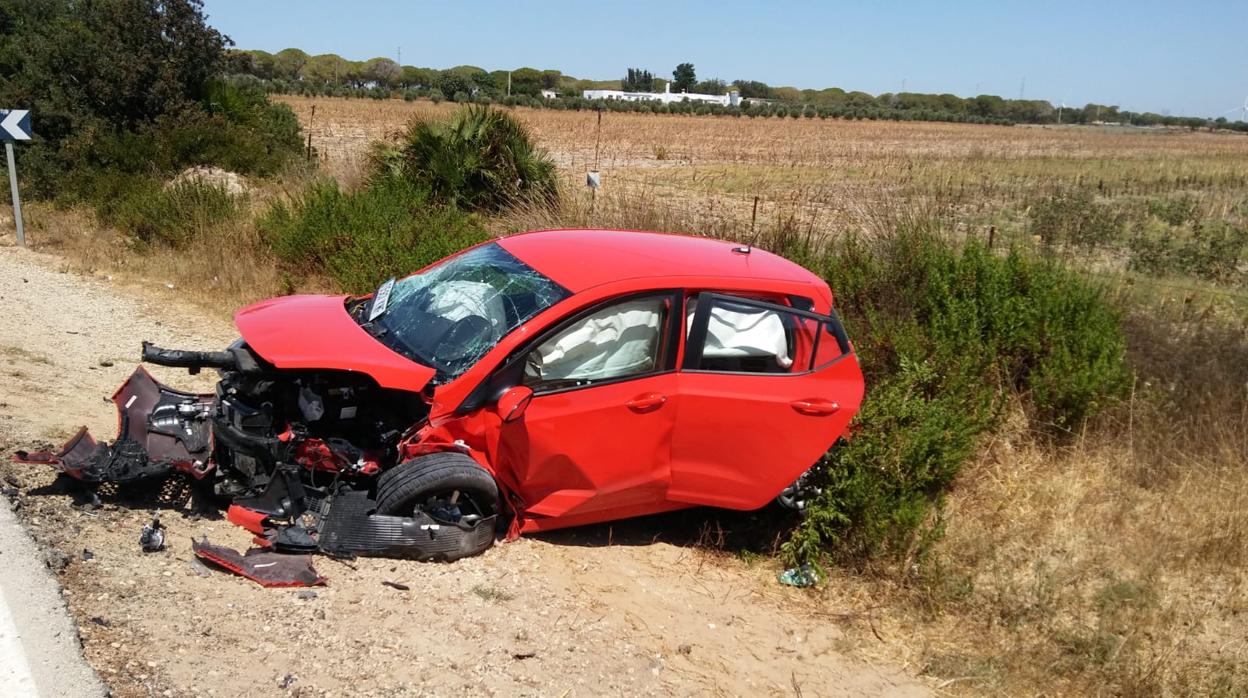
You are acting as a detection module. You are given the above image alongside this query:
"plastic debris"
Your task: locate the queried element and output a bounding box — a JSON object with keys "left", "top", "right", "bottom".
{"left": 192, "top": 538, "right": 325, "bottom": 588}
{"left": 778, "top": 563, "right": 819, "bottom": 588}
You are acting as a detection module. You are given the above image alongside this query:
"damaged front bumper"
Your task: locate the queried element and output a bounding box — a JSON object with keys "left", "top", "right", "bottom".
{"left": 15, "top": 367, "right": 214, "bottom": 483}
{"left": 228, "top": 466, "right": 497, "bottom": 563}
{"left": 13, "top": 362, "right": 497, "bottom": 563}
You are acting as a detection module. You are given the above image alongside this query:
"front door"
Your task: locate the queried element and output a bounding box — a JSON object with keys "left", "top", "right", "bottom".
{"left": 494, "top": 292, "right": 684, "bottom": 530}
{"left": 668, "top": 293, "right": 863, "bottom": 510}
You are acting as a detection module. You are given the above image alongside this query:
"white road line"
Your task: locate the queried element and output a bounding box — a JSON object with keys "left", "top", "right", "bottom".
{"left": 0, "top": 505, "right": 40, "bottom": 698}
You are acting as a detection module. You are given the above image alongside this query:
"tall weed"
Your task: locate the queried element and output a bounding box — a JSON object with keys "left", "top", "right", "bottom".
{"left": 90, "top": 175, "right": 246, "bottom": 248}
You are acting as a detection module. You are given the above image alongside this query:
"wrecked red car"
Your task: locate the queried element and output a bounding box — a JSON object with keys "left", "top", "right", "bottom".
{"left": 18, "top": 230, "right": 864, "bottom": 561}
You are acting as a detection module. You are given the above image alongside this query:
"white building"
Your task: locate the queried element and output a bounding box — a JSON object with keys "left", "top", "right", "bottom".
{"left": 582, "top": 81, "right": 741, "bottom": 107}
{"left": 540, "top": 89, "right": 558, "bottom": 99}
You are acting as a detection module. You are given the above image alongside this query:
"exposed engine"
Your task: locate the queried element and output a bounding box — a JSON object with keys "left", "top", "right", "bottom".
{"left": 13, "top": 339, "right": 496, "bottom": 562}
{"left": 140, "top": 340, "right": 430, "bottom": 497}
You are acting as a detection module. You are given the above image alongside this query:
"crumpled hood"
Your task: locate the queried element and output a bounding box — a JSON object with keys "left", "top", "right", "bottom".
{"left": 235, "top": 294, "right": 435, "bottom": 393}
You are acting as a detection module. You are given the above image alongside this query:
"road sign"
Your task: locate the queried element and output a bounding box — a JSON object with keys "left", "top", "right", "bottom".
{"left": 0, "top": 109, "right": 30, "bottom": 141}
{"left": 1, "top": 108, "right": 29, "bottom": 246}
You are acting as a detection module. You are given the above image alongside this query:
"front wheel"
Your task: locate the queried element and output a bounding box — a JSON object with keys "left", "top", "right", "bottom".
{"left": 375, "top": 452, "right": 499, "bottom": 559}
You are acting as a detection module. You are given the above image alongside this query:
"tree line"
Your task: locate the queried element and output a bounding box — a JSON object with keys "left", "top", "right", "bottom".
{"left": 226, "top": 49, "right": 1248, "bottom": 132}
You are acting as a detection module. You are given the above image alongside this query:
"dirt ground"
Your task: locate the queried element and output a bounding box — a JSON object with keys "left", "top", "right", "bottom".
{"left": 0, "top": 243, "right": 928, "bottom": 696}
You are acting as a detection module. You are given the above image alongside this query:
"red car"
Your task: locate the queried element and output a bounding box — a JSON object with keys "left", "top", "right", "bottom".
{"left": 21, "top": 230, "right": 864, "bottom": 560}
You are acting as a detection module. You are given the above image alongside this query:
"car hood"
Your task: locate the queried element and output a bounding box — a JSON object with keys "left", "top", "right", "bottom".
{"left": 234, "top": 294, "right": 436, "bottom": 393}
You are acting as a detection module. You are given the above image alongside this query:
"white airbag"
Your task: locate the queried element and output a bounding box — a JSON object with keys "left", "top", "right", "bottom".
{"left": 531, "top": 299, "right": 663, "bottom": 381}
{"left": 426, "top": 280, "right": 508, "bottom": 342}
{"left": 689, "top": 303, "right": 792, "bottom": 368}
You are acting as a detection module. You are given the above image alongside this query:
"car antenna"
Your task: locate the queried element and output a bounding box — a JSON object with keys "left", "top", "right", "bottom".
{"left": 733, "top": 195, "right": 761, "bottom": 255}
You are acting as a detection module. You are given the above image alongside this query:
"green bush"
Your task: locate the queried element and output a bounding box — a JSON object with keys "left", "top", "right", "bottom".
{"left": 1128, "top": 221, "right": 1248, "bottom": 284}
{"left": 1030, "top": 189, "right": 1125, "bottom": 248}
{"left": 1145, "top": 195, "right": 1201, "bottom": 227}
{"left": 1, "top": 2, "right": 301, "bottom": 200}
{"left": 90, "top": 175, "right": 246, "bottom": 248}
{"left": 259, "top": 177, "right": 490, "bottom": 293}
{"left": 371, "top": 105, "right": 558, "bottom": 213}
{"left": 781, "top": 230, "right": 1130, "bottom": 566}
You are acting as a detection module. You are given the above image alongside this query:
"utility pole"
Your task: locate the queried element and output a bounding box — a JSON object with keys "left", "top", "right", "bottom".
{"left": 507, "top": 71, "right": 512, "bottom": 97}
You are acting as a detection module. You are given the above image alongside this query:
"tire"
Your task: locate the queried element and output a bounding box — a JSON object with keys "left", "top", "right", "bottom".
{"left": 375, "top": 452, "right": 499, "bottom": 522}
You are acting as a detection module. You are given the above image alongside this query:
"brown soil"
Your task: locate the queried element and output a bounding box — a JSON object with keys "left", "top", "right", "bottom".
{"left": 0, "top": 243, "right": 927, "bottom": 697}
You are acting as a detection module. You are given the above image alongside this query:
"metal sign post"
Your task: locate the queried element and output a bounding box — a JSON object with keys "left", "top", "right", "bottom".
{"left": 1, "top": 108, "right": 32, "bottom": 247}
{"left": 5, "top": 142, "right": 24, "bottom": 247}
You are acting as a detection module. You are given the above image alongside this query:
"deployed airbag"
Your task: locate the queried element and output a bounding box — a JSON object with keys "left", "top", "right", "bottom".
{"left": 689, "top": 303, "right": 792, "bottom": 368}
{"left": 529, "top": 298, "right": 663, "bottom": 381}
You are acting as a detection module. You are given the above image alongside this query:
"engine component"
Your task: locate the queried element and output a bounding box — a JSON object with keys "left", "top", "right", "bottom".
{"left": 140, "top": 516, "right": 165, "bottom": 552}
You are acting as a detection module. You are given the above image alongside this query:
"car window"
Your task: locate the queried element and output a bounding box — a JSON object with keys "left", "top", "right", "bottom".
{"left": 524, "top": 295, "right": 670, "bottom": 392}
{"left": 686, "top": 294, "right": 844, "bottom": 374}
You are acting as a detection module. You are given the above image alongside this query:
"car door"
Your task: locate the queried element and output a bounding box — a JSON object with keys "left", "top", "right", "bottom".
{"left": 667, "top": 292, "right": 863, "bottom": 510}
{"left": 493, "top": 291, "right": 684, "bottom": 528}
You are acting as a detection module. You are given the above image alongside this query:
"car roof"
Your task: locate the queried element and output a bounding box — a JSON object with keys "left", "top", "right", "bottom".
{"left": 497, "top": 229, "right": 824, "bottom": 293}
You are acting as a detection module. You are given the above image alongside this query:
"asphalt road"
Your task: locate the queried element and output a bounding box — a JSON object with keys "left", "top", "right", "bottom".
{"left": 0, "top": 497, "right": 106, "bottom": 697}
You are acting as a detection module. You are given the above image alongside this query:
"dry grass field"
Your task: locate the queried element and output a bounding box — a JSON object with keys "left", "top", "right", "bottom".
{"left": 279, "top": 94, "right": 1248, "bottom": 239}
{"left": 277, "top": 95, "right": 1248, "bottom": 695}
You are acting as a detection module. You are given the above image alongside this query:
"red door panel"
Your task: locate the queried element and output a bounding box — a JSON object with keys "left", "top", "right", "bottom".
{"left": 497, "top": 373, "right": 678, "bottom": 527}
{"left": 668, "top": 361, "right": 862, "bottom": 510}
{"left": 667, "top": 293, "right": 864, "bottom": 510}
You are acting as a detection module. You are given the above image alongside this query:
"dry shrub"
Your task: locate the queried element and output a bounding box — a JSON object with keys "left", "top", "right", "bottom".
{"left": 20, "top": 201, "right": 289, "bottom": 318}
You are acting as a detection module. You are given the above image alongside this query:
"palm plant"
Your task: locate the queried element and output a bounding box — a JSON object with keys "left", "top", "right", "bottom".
{"left": 372, "top": 105, "right": 558, "bottom": 213}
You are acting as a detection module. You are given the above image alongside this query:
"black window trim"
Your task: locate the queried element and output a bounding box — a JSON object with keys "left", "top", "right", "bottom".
{"left": 455, "top": 289, "right": 683, "bottom": 413}
{"left": 681, "top": 292, "right": 852, "bottom": 377}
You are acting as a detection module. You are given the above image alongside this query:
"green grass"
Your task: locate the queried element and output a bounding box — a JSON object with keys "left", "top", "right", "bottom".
{"left": 778, "top": 227, "right": 1130, "bottom": 567}
{"left": 259, "top": 176, "right": 490, "bottom": 293}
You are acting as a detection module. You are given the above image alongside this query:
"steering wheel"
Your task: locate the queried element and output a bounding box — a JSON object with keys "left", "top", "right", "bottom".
{"left": 439, "top": 315, "right": 493, "bottom": 361}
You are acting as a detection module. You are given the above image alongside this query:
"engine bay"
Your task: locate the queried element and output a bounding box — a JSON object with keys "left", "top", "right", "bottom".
{"left": 10, "top": 341, "right": 503, "bottom": 563}
{"left": 209, "top": 344, "right": 430, "bottom": 497}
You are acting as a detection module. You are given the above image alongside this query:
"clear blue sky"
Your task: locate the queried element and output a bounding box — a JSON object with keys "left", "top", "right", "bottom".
{"left": 203, "top": 0, "right": 1246, "bottom": 118}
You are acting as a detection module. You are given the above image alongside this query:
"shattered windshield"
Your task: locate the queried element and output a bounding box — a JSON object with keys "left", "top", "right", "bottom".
{"left": 359, "top": 243, "right": 569, "bottom": 382}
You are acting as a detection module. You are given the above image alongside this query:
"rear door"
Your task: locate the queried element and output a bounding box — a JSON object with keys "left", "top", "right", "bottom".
{"left": 667, "top": 293, "right": 863, "bottom": 510}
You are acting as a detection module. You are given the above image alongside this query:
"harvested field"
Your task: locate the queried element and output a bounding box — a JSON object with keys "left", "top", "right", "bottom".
{"left": 278, "top": 94, "right": 1248, "bottom": 237}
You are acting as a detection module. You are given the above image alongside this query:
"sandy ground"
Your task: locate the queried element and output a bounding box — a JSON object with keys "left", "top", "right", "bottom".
{"left": 0, "top": 243, "right": 927, "bottom": 697}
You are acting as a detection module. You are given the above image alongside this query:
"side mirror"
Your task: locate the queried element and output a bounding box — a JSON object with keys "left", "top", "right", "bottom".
{"left": 497, "top": 385, "right": 533, "bottom": 423}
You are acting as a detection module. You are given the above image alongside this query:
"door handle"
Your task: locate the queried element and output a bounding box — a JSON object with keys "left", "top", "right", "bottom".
{"left": 626, "top": 392, "right": 667, "bottom": 412}
{"left": 790, "top": 399, "right": 839, "bottom": 416}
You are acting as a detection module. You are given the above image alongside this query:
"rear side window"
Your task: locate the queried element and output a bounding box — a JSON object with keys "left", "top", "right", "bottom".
{"left": 684, "top": 294, "right": 849, "bottom": 375}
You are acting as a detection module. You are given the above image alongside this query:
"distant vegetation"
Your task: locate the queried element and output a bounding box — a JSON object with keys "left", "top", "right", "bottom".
{"left": 224, "top": 48, "right": 1248, "bottom": 131}
{"left": 0, "top": 0, "right": 302, "bottom": 229}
